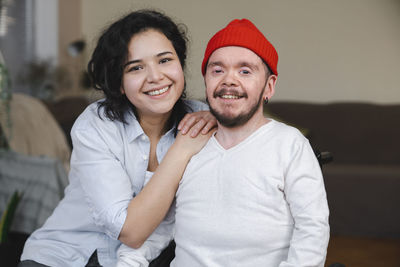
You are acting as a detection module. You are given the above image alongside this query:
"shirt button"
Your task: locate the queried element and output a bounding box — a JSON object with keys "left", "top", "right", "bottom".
{"left": 141, "top": 135, "right": 147, "bottom": 141}
{"left": 143, "top": 155, "right": 148, "bottom": 160}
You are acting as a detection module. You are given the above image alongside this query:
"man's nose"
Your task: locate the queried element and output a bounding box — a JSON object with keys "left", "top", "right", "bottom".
{"left": 222, "top": 70, "right": 238, "bottom": 86}
{"left": 146, "top": 64, "right": 163, "bottom": 82}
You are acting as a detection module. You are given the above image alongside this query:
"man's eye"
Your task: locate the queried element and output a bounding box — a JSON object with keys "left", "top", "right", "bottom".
{"left": 240, "top": 69, "right": 250, "bottom": 74}
{"left": 160, "top": 58, "right": 171, "bottom": 64}
{"left": 213, "top": 68, "right": 223, "bottom": 74}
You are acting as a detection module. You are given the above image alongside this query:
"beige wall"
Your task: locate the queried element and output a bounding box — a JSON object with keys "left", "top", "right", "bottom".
{"left": 58, "top": 0, "right": 83, "bottom": 98}
{"left": 80, "top": 0, "right": 400, "bottom": 103}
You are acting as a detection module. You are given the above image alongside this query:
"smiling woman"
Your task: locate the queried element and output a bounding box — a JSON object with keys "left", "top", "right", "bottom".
{"left": 121, "top": 29, "right": 185, "bottom": 120}
{"left": 18, "top": 9, "right": 216, "bottom": 267}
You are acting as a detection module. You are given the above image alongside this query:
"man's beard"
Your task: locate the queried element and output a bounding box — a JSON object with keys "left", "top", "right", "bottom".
{"left": 207, "top": 89, "right": 264, "bottom": 128}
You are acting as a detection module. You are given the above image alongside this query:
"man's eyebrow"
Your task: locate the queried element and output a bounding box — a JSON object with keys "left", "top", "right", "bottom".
{"left": 237, "top": 61, "right": 259, "bottom": 70}
{"left": 207, "top": 61, "right": 260, "bottom": 70}
{"left": 124, "top": 51, "right": 174, "bottom": 68}
{"left": 208, "top": 61, "right": 224, "bottom": 67}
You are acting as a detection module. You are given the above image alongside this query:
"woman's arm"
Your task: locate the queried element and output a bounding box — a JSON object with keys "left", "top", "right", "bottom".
{"left": 119, "top": 125, "right": 215, "bottom": 248}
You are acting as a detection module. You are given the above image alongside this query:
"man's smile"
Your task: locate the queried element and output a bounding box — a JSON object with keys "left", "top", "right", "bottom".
{"left": 214, "top": 88, "right": 247, "bottom": 100}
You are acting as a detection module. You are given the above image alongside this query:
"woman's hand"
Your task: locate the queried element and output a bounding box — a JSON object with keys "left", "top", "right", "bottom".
{"left": 177, "top": 111, "right": 217, "bottom": 137}
{"left": 174, "top": 125, "right": 216, "bottom": 158}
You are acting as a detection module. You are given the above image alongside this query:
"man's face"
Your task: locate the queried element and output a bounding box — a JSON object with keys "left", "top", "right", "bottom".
{"left": 205, "top": 46, "right": 275, "bottom": 128}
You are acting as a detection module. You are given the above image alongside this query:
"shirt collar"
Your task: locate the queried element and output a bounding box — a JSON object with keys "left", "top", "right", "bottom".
{"left": 124, "top": 111, "right": 144, "bottom": 142}
{"left": 124, "top": 110, "right": 177, "bottom": 142}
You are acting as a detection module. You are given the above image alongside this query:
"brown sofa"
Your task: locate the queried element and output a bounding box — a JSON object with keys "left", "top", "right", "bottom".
{"left": 47, "top": 98, "right": 400, "bottom": 238}
{"left": 47, "top": 99, "right": 400, "bottom": 239}
{"left": 266, "top": 102, "right": 400, "bottom": 239}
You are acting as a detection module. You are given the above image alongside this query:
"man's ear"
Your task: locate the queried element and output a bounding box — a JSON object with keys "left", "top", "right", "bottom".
{"left": 264, "top": 74, "right": 277, "bottom": 100}
{"left": 120, "top": 87, "right": 125, "bottom": 94}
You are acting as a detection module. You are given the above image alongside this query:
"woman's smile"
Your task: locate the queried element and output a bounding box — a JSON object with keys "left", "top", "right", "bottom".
{"left": 145, "top": 85, "right": 171, "bottom": 96}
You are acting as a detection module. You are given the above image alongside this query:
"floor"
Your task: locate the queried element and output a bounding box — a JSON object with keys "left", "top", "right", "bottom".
{"left": 3, "top": 233, "right": 400, "bottom": 267}
{"left": 325, "top": 236, "right": 400, "bottom": 267}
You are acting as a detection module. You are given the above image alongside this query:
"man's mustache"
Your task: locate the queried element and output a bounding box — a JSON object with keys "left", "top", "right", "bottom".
{"left": 213, "top": 88, "right": 248, "bottom": 98}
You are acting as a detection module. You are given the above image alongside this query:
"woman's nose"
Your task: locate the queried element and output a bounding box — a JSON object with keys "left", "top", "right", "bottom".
{"left": 146, "top": 64, "right": 163, "bottom": 82}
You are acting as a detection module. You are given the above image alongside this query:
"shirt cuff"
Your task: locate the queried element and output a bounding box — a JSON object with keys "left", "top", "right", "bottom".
{"left": 104, "top": 201, "right": 128, "bottom": 240}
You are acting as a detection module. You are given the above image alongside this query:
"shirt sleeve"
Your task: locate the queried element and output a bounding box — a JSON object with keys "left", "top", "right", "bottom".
{"left": 117, "top": 202, "right": 175, "bottom": 266}
{"left": 185, "top": 99, "right": 209, "bottom": 112}
{"left": 279, "top": 139, "right": 330, "bottom": 267}
{"left": 70, "top": 115, "right": 133, "bottom": 240}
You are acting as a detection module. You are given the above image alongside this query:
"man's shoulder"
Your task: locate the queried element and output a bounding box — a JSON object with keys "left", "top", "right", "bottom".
{"left": 269, "top": 119, "right": 307, "bottom": 140}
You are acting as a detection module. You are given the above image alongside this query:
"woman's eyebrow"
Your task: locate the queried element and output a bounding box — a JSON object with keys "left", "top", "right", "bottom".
{"left": 124, "top": 51, "right": 174, "bottom": 68}
{"left": 157, "top": 51, "right": 173, "bottom": 57}
{"left": 124, "top": 59, "right": 141, "bottom": 68}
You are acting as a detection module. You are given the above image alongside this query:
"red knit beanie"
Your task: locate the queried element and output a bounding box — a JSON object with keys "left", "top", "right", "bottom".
{"left": 201, "top": 18, "right": 278, "bottom": 76}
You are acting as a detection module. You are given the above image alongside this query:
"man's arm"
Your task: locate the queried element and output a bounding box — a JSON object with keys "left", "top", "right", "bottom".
{"left": 280, "top": 140, "right": 330, "bottom": 267}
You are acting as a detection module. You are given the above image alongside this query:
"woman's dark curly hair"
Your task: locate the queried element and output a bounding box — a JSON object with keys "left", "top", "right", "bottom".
{"left": 87, "top": 9, "right": 191, "bottom": 125}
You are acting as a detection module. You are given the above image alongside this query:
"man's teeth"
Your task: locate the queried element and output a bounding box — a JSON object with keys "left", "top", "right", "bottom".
{"left": 221, "top": 94, "right": 239, "bottom": 99}
{"left": 147, "top": 86, "right": 169, "bottom": 96}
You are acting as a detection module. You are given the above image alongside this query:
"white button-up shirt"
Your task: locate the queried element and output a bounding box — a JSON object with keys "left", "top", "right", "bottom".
{"left": 21, "top": 99, "right": 207, "bottom": 267}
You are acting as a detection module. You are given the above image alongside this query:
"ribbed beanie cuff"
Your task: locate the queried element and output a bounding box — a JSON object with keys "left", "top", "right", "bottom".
{"left": 201, "top": 19, "right": 278, "bottom": 76}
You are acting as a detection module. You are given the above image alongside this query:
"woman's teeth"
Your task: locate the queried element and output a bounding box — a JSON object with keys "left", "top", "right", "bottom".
{"left": 147, "top": 86, "right": 169, "bottom": 96}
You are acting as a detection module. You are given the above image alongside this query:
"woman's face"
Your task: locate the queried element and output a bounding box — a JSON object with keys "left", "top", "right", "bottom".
{"left": 121, "top": 29, "right": 185, "bottom": 119}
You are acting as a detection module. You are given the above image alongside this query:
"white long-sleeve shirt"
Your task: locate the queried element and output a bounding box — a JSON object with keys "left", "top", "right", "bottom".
{"left": 172, "top": 120, "right": 330, "bottom": 267}
{"left": 20, "top": 99, "right": 207, "bottom": 267}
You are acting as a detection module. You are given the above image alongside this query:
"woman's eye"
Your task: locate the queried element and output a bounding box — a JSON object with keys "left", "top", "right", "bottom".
{"left": 240, "top": 69, "right": 250, "bottom": 74}
{"left": 128, "top": 65, "right": 142, "bottom": 72}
